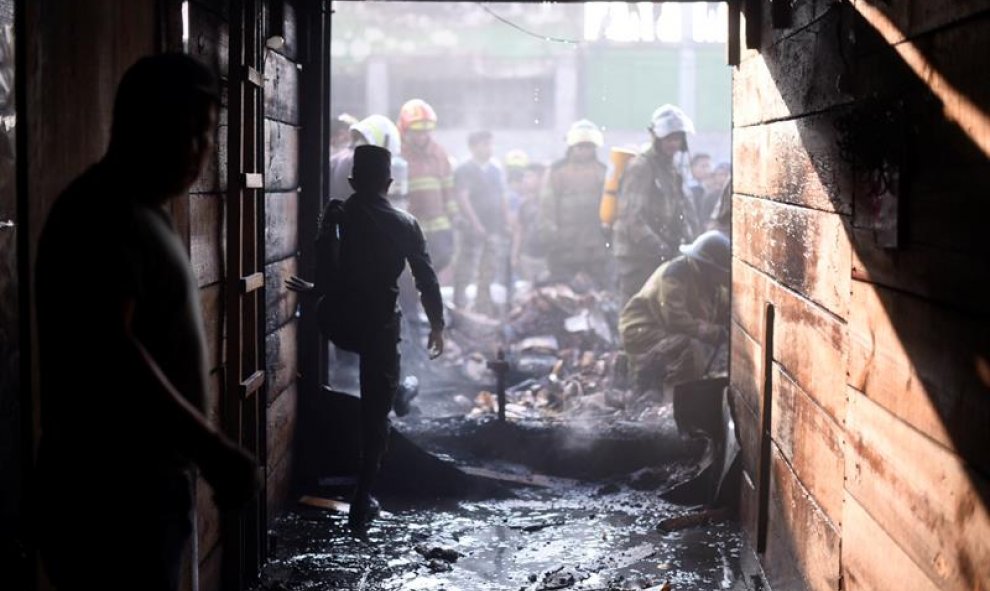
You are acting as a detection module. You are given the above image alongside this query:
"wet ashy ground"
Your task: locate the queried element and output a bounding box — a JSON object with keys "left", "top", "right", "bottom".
{"left": 266, "top": 315, "right": 766, "bottom": 590}
{"left": 257, "top": 481, "right": 765, "bottom": 591}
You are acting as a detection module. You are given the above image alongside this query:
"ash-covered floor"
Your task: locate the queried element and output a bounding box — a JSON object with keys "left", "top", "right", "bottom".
{"left": 256, "top": 284, "right": 765, "bottom": 590}
{"left": 257, "top": 480, "right": 764, "bottom": 591}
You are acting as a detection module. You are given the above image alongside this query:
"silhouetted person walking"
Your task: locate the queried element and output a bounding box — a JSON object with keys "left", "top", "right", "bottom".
{"left": 288, "top": 145, "right": 445, "bottom": 533}
{"left": 34, "top": 54, "right": 257, "bottom": 591}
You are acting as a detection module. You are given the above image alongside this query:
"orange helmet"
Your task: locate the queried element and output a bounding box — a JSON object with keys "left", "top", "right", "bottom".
{"left": 398, "top": 99, "right": 438, "bottom": 133}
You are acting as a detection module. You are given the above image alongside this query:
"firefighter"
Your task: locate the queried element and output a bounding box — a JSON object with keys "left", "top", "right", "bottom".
{"left": 328, "top": 114, "right": 405, "bottom": 203}
{"left": 398, "top": 98, "right": 457, "bottom": 273}
{"left": 539, "top": 119, "right": 610, "bottom": 287}
{"left": 619, "top": 230, "right": 730, "bottom": 396}
{"left": 613, "top": 104, "right": 700, "bottom": 304}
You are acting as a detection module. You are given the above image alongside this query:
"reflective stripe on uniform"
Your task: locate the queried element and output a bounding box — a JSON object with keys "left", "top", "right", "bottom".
{"left": 408, "top": 176, "right": 444, "bottom": 192}
{"left": 420, "top": 215, "right": 452, "bottom": 233}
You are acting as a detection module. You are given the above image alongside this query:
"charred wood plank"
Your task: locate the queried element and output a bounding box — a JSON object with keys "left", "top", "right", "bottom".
{"left": 264, "top": 50, "right": 300, "bottom": 125}
{"left": 264, "top": 255, "right": 298, "bottom": 334}
{"left": 732, "top": 259, "right": 847, "bottom": 426}
{"left": 264, "top": 190, "right": 299, "bottom": 263}
{"left": 842, "top": 493, "right": 941, "bottom": 591}
{"left": 763, "top": 448, "right": 841, "bottom": 591}
{"left": 190, "top": 193, "right": 223, "bottom": 287}
{"left": 265, "top": 320, "right": 297, "bottom": 403}
{"left": 732, "top": 194, "right": 851, "bottom": 318}
{"left": 847, "top": 280, "right": 990, "bottom": 474}
{"left": 770, "top": 364, "right": 844, "bottom": 526}
{"left": 733, "top": 112, "right": 854, "bottom": 215}
{"left": 845, "top": 388, "right": 990, "bottom": 590}
{"left": 264, "top": 119, "right": 300, "bottom": 191}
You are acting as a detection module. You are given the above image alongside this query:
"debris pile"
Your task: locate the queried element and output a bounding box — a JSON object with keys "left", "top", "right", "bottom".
{"left": 440, "top": 283, "right": 645, "bottom": 421}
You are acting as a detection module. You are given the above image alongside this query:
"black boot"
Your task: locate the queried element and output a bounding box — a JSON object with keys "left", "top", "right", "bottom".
{"left": 347, "top": 492, "right": 381, "bottom": 534}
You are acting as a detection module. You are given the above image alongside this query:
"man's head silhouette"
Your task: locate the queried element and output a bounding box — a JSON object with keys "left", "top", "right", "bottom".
{"left": 349, "top": 144, "right": 392, "bottom": 195}
{"left": 108, "top": 53, "right": 220, "bottom": 200}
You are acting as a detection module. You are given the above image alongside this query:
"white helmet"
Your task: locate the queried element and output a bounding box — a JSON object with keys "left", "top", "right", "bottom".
{"left": 649, "top": 104, "right": 695, "bottom": 139}
{"left": 566, "top": 119, "right": 605, "bottom": 148}
{"left": 351, "top": 114, "right": 401, "bottom": 154}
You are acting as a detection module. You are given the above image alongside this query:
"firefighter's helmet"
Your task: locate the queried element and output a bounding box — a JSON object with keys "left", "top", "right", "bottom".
{"left": 398, "top": 99, "right": 438, "bottom": 133}
{"left": 504, "top": 149, "right": 530, "bottom": 170}
{"left": 351, "top": 114, "right": 401, "bottom": 154}
{"left": 649, "top": 104, "right": 695, "bottom": 139}
{"left": 566, "top": 119, "right": 604, "bottom": 147}
{"left": 679, "top": 230, "right": 730, "bottom": 275}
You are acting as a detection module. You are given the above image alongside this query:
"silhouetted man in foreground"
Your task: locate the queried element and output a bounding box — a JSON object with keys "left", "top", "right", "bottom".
{"left": 34, "top": 54, "right": 257, "bottom": 590}
{"left": 289, "top": 145, "right": 445, "bottom": 532}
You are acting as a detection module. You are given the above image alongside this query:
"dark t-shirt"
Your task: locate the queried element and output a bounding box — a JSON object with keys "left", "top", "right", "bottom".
{"left": 454, "top": 159, "right": 506, "bottom": 234}
{"left": 35, "top": 162, "right": 208, "bottom": 515}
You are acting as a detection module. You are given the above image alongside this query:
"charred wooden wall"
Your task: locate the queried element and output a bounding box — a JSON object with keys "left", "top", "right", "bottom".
{"left": 261, "top": 0, "right": 300, "bottom": 535}
{"left": 179, "top": 1, "right": 302, "bottom": 589}
{"left": 20, "top": 1, "right": 303, "bottom": 589}
{"left": 731, "top": 1, "right": 990, "bottom": 590}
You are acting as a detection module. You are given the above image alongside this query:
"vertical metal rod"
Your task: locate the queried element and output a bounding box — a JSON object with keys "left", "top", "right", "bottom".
{"left": 488, "top": 349, "right": 509, "bottom": 422}
{"left": 756, "top": 302, "right": 775, "bottom": 554}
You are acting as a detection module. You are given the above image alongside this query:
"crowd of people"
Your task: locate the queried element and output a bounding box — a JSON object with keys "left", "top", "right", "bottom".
{"left": 328, "top": 99, "right": 732, "bottom": 396}
{"left": 311, "top": 98, "right": 734, "bottom": 530}
{"left": 329, "top": 99, "right": 730, "bottom": 308}
{"left": 29, "top": 54, "right": 734, "bottom": 588}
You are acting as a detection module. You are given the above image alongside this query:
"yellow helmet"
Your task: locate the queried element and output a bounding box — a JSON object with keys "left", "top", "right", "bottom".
{"left": 504, "top": 149, "right": 530, "bottom": 170}
{"left": 398, "top": 99, "right": 438, "bottom": 133}
{"left": 566, "top": 119, "right": 604, "bottom": 148}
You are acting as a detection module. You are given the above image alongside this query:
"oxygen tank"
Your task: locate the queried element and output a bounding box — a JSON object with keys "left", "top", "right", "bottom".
{"left": 600, "top": 147, "right": 637, "bottom": 226}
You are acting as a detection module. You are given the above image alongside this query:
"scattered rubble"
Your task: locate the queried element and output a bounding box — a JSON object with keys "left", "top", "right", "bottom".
{"left": 415, "top": 544, "right": 462, "bottom": 563}
{"left": 439, "top": 282, "right": 645, "bottom": 423}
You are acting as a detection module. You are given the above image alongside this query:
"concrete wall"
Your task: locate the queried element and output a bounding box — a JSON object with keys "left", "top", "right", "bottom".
{"left": 730, "top": 1, "right": 990, "bottom": 589}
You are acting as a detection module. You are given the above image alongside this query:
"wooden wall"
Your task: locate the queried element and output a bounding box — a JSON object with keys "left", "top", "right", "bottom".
{"left": 182, "top": 1, "right": 229, "bottom": 586}
{"left": 180, "top": 1, "right": 301, "bottom": 589}
{"left": 19, "top": 1, "right": 302, "bottom": 588}
{"left": 262, "top": 0, "right": 301, "bottom": 530}
{"left": 731, "top": 1, "right": 990, "bottom": 590}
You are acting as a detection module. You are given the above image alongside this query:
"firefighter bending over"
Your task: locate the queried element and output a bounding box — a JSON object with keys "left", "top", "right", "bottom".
{"left": 619, "top": 231, "right": 730, "bottom": 398}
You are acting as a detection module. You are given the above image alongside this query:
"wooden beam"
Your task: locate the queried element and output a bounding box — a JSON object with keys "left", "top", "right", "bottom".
{"left": 239, "top": 369, "right": 265, "bottom": 399}
{"left": 744, "top": 0, "right": 763, "bottom": 50}
{"left": 242, "top": 172, "right": 264, "bottom": 189}
{"left": 771, "top": 0, "right": 792, "bottom": 29}
{"left": 756, "top": 302, "right": 775, "bottom": 553}
{"left": 727, "top": 0, "right": 741, "bottom": 66}
{"left": 240, "top": 270, "right": 265, "bottom": 293}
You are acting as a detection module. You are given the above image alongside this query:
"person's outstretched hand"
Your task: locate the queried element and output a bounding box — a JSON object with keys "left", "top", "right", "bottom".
{"left": 427, "top": 326, "right": 445, "bottom": 360}
{"left": 284, "top": 275, "right": 316, "bottom": 295}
